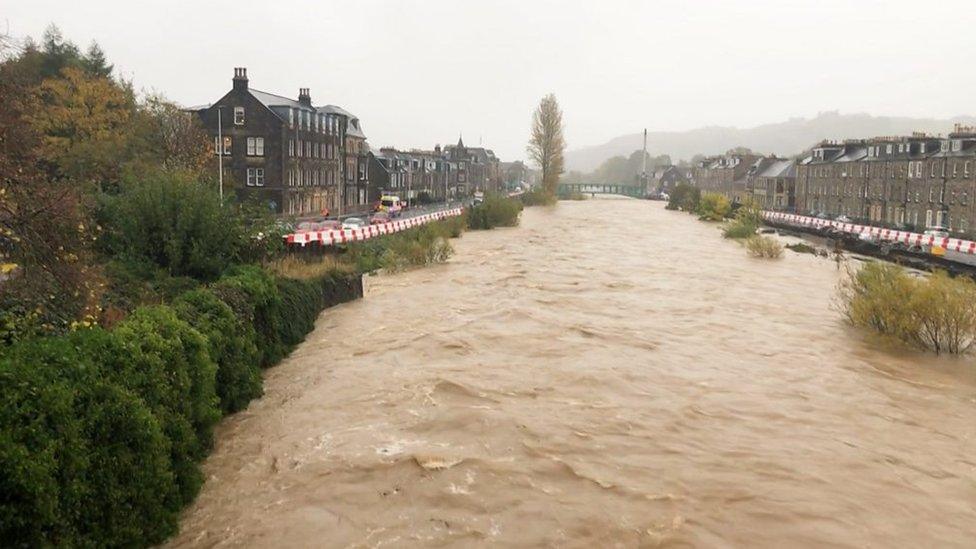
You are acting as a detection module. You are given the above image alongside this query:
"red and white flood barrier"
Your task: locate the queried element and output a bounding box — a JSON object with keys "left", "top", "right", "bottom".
{"left": 285, "top": 207, "right": 464, "bottom": 247}
{"left": 763, "top": 211, "right": 976, "bottom": 255}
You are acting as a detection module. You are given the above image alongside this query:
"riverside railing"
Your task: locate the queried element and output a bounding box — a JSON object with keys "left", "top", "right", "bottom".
{"left": 763, "top": 211, "right": 976, "bottom": 257}
{"left": 284, "top": 207, "right": 464, "bottom": 247}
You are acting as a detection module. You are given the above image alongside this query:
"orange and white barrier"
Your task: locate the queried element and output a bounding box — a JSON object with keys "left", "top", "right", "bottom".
{"left": 285, "top": 207, "right": 464, "bottom": 247}
{"left": 762, "top": 211, "right": 976, "bottom": 255}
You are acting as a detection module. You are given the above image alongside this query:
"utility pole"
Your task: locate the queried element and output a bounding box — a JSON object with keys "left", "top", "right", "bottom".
{"left": 217, "top": 106, "right": 224, "bottom": 202}
{"left": 641, "top": 128, "right": 648, "bottom": 195}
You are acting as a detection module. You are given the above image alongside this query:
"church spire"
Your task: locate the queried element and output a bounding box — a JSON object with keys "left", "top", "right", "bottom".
{"left": 457, "top": 134, "right": 465, "bottom": 148}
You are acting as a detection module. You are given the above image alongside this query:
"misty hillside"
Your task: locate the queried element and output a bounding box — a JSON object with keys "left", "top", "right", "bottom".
{"left": 565, "top": 112, "right": 976, "bottom": 172}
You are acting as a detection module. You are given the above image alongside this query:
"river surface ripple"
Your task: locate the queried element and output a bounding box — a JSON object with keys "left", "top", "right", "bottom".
{"left": 168, "top": 198, "right": 976, "bottom": 548}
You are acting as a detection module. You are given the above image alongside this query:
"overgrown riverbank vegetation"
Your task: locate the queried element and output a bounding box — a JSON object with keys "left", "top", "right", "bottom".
{"left": 839, "top": 263, "right": 976, "bottom": 355}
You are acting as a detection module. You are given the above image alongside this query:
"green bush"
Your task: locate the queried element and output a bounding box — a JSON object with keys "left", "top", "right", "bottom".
{"left": 275, "top": 278, "right": 323, "bottom": 348}
{"left": 723, "top": 219, "right": 757, "bottom": 239}
{"left": 0, "top": 330, "right": 179, "bottom": 547}
{"left": 99, "top": 169, "right": 245, "bottom": 280}
{"left": 666, "top": 182, "right": 700, "bottom": 211}
{"left": 110, "top": 306, "right": 220, "bottom": 503}
{"left": 839, "top": 263, "right": 976, "bottom": 354}
{"left": 723, "top": 199, "right": 764, "bottom": 238}
{"left": 466, "top": 194, "right": 523, "bottom": 230}
{"left": 521, "top": 188, "right": 556, "bottom": 206}
{"left": 172, "top": 289, "right": 262, "bottom": 414}
{"left": 213, "top": 266, "right": 284, "bottom": 367}
{"left": 744, "top": 235, "right": 783, "bottom": 259}
{"left": 347, "top": 219, "right": 459, "bottom": 274}
{"left": 696, "top": 192, "right": 731, "bottom": 221}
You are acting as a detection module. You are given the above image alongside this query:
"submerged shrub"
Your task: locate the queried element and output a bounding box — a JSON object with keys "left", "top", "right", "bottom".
{"left": 745, "top": 235, "right": 783, "bottom": 259}
{"left": 521, "top": 188, "right": 556, "bottom": 206}
{"left": 348, "top": 220, "right": 457, "bottom": 274}
{"left": 696, "top": 192, "right": 731, "bottom": 221}
{"left": 666, "top": 182, "right": 701, "bottom": 211}
{"left": 723, "top": 199, "right": 763, "bottom": 238}
{"left": 723, "top": 219, "right": 757, "bottom": 239}
{"left": 839, "top": 263, "right": 976, "bottom": 354}
{"left": 466, "top": 194, "right": 523, "bottom": 230}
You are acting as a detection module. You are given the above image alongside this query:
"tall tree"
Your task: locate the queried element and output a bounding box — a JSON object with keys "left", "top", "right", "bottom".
{"left": 28, "top": 66, "right": 136, "bottom": 188}
{"left": 82, "top": 41, "right": 113, "bottom": 78}
{"left": 527, "top": 94, "right": 565, "bottom": 197}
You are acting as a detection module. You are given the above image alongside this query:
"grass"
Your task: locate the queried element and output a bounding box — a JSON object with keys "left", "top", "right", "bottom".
{"left": 268, "top": 255, "right": 354, "bottom": 280}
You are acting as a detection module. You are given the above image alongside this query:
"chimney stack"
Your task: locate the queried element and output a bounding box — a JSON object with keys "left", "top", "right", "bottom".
{"left": 232, "top": 67, "right": 248, "bottom": 91}
{"left": 298, "top": 87, "right": 311, "bottom": 106}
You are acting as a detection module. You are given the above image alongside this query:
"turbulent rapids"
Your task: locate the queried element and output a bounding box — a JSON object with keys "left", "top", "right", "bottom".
{"left": 168, "top": 198, "right": 976, "bottom": 548}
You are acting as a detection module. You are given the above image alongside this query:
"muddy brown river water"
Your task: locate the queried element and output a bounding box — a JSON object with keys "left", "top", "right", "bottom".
{"left": 168, "top": 198, "right": 976, "bottom": 548}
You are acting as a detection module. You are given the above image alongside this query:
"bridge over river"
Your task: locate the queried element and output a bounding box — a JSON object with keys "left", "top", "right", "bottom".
{"left": 557, "top": 181, "right": 647, "bottom": 198}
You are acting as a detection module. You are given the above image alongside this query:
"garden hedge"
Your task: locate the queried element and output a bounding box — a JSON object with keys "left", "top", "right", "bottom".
{"left": 0, "top": 268, "right": 363, "bottom": 547}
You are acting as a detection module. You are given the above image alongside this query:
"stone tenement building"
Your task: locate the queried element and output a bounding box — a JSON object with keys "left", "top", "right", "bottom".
{"left": 691, "top": 153, "right": 761, "bottom": 202}
{"left": 688, "top": 126, "right": 976, "bottom": 237}
{"left": 796, "top": 128, "right": 976, "bottom": 234}
{"left": 368, "top": 137, "right": 503, "bottom": 202}
{"left": 190, "top": 68, "right": 369, "bottom": 215}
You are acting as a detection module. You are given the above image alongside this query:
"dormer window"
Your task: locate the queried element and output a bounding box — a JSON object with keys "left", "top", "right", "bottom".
{"left": 952, "top": 139, "right": 962, "bottom": 152}
{"left": 920, "top": 143, "right": 926, "bottom": 153}
{"left": 886, "top": 144, "right": 893, "bottom": 154}
{"left": 234, "top": 107, "right": 245, "bottom": 125}
{"left": 941, "top": 140, "right": 950, "bottom": 152}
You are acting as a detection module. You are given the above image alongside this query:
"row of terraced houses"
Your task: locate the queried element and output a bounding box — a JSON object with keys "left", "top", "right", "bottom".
{"left": 689, "top": 125, "right": 976, "bottom": 237}
{"left": 187, "top": 68, "right": 504, "bottom": 216}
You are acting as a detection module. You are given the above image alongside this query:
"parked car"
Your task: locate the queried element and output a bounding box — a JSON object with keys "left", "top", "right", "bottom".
{"left": 834, "top": 215, "right": 852, "bottom": 223}
{"left": 369, "top": 211, "right": 391, "bottom": 225}
{"left": 924, "top": 226, "right": 949, "bottom": 239}
{"left": 341, "top": 217, "right": 367, "bottom": 230}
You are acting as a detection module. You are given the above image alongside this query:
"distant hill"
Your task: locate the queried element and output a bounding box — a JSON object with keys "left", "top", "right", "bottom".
{"left": 565, "top": 112, "right": 976, "bottom": 172}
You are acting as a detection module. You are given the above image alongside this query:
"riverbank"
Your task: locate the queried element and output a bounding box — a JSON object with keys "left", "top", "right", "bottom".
{"left": 166, "top": 198, "right": 976, "bottom": 548}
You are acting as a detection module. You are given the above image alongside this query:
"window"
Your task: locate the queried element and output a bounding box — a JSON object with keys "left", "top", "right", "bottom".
{"left": 926, "top": 210, "right": 933, "bottom": 227}
{"left": 306, "top": 142, "right": 311, "bottom": 157}
{"left": 288, "top": 169, "right": 294, "bottom": 186}
{"left": 915, "top": 162, "right": 922, "bottom": 178}
{"left": 234, "top": 107, "right": 245, "bottom": 125}
{"left": 314, "top": 114, "right": 319, "bottom": 132}
{"left": 297, "top": 140, "right": 303, "bottom": 157}
{"left": 289, "top": 109, "right": 294, "bottom": 128}
{"left": 930, "top": 162, "right": 937, "bottom": 178}
{"left": 246, "top": 168, "right": 265, "bottom": 186}
{"left": 886, "top": 144, "right": 893, "bottom": 154}
{"left": 214, "top": 136, "right": 232, "bottom": 155}
{"left": 966, "top": 161, "right": 972, "bottom": 177}
{"left": 952, "top": 162, "right": 958, "bottom": 177}
{"left": 289, "top": 140, "right": 294, "bottom": 157}
{"left": 246, "top": 137, "right": 264, "bottom": 156}
{"left": 929, "top": 188, "right": 935, "bottom": 202}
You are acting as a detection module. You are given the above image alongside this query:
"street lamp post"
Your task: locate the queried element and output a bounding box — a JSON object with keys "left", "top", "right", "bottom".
{"left": 216, "top": 106, "right": 224, "bottom": 202}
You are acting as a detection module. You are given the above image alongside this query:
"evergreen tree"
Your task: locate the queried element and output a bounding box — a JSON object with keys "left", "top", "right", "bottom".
{"left": 82, "top": 41, "right": 113, "bottom": 78}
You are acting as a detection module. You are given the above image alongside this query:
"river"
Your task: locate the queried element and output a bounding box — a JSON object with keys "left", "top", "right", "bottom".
{"left": 168, "top": 198, "right": 976, "bottom": 548}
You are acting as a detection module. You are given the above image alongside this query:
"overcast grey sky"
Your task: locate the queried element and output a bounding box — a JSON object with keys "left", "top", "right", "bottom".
{"left": 5, "top": 0, "right": 976, "bottom": 161}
